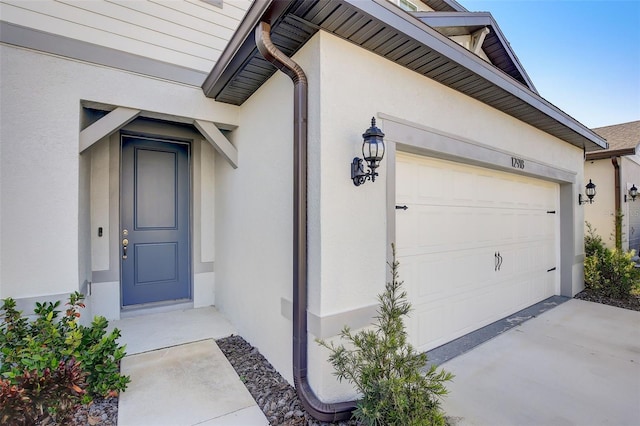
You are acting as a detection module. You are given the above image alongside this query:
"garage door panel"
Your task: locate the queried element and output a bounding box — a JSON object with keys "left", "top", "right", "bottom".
{"left": 396, "top": 152, "right": 559, "bottom": 352}
{"left": 405, "top": 249, "right": 496, "bottom": 304}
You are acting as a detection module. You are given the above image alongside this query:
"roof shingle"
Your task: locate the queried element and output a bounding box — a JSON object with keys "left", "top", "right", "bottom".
{"left": 592, "top": 120, "right": 640, "bottom": 151}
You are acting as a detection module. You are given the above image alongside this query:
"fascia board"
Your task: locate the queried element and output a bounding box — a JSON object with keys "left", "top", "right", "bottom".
{"left": 350, "top": 0, "right": 607, "bottom": 150}
{"left": 413, "top": 12, "right": 537, "bottom": 93}
{"left": 586, "top": 148, "right": 636, "bottom": 161}
{"left": 201, "top": 0, "right": 275, "bottom": 98}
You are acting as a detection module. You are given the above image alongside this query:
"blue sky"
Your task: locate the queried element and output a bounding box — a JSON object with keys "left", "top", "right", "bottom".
{"left": 461, "top": 0, "right": 640, "bottom": 129}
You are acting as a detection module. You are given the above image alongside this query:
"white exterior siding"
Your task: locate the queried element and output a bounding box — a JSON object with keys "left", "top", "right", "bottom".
{"left": 0, "top": 0, "right": 250, "bottom": 73}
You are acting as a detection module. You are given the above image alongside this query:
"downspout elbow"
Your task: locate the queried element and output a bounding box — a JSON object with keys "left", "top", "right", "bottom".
{"left": 254, "top": 21, "right": 356, "bottom": 422}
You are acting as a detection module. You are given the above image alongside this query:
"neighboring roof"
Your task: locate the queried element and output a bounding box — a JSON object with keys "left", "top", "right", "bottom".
{"left": 201, "top": 0, "right": 607, "bottom": 151}
{"left": 413, "top": 12, "right": 536, "bottom": 91}
{"left": 586, "top": 120, "right": 640, "bottom": 160}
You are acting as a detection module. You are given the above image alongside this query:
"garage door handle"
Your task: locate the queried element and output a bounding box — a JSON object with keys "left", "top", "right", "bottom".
{"left": 396, "top": 205, "right": 408, "bottom": 210}
{"left": 495, "top": 252, "right": 503, "bottom": 271}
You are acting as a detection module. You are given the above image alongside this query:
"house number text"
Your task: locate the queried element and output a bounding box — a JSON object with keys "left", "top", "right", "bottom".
{"left": 511, "top": 157, "right": 525, "bottom": 169}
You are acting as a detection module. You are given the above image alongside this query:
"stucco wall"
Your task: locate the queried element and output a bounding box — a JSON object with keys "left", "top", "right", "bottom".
{"left": 306, "top": 30, "right": 586, "bottom": 401}
{"left": 209, "top": 28, "right": 588, "bottom": 402}
{"left": 622, "top": 154, "right": 640, "bottom": 251}
{"left": 0, "top": 44, "right": 236, "bottom": 303}
{"left": 214, "top": 48, "right": 302, "bottom": 384}
{"left": 584, "top": 159, "right": 617, "bottom": 247}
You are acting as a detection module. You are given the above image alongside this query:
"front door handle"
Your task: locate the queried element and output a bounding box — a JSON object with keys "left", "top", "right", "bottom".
{"left": 122, "top": 238, "right": 129, "bottom": 260}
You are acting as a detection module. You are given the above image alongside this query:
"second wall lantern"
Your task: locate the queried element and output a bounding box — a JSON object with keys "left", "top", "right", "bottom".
{"left": 579, "top": 179, "right": 597, "bottom": 205}
{"left": 351, "top": 117, "right": 385, "bottom": 186}
{"left": 626, "top": 184, "right": 638, "bottom": 202}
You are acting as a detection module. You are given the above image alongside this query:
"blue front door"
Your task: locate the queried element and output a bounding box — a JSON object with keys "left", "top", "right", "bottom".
{"left": 121, "top": 136, "right": 191, "bottom": 306}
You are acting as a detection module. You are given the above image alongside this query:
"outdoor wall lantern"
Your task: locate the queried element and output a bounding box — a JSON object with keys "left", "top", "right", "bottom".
{"left": 579, "top": 179, "right": 597, "bottom": 205}
{"left": 351, "top": 117, "right": 385, "bottom": 186}
{"left": 626, "top": 184, "right": 638, "bottom": 202}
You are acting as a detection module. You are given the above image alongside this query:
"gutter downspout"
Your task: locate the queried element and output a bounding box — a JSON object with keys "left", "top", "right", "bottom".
{"left": 612, "top": 157, "right": 622, "bottom": 249}
{"left": 254, "top": 22, "right": 356, "bottom": 422}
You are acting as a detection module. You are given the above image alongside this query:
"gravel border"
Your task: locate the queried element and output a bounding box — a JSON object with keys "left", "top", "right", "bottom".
{"left": 216, "top": 335, "right": 359, "bottom": 426}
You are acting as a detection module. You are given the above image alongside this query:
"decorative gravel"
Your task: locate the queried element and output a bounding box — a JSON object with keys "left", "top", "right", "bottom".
{"left": 71, "top": 398, "right": 118, "bottom": 426}
{"left": 216, "top": 335, "right": 359, "bottom": 426}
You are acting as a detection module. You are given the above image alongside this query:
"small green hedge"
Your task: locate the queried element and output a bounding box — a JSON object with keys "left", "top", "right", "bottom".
{"left": 0, "top": 292, "right": 130, "bottom": 425}
{"left": 584, "top": 223, "right": 640, "bottom": 299}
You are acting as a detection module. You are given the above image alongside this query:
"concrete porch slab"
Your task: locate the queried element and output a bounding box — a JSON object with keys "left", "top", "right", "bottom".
{"left": 118, "top": 339, "right": 268, "bottom": 426}
{"left": 110, "top": 306, "right": 236, "bottom": 355}
{"left": 440, "top": 299, "right": 640, "bottom": 425}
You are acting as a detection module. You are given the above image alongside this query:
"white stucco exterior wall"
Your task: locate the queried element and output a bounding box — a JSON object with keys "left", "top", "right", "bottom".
{"left": 214, "top": 54, "right": 300, "bottom": 384}
{"left": 584, "top": 159, "right": 617, "bottom": 247}
{"left": 305, "top": 31, "right": 587, "bottom": 402}
{"left": 0, "top": 44, "right": 236, "bottom": 303}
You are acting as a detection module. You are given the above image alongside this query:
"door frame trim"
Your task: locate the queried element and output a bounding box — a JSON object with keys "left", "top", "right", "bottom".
{"left": 119, "top": 132, "right": 193, "bottom": 309}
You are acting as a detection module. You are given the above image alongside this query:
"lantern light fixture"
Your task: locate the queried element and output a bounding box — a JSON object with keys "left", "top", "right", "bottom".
{"left": 351, "top": 117, "right": 385, "bottom": 186}
{"left": 626, "top": 184, "right": 638, "bottom": 202}
{"left": 579, "top": 179, "right": 596, "bottom": 205}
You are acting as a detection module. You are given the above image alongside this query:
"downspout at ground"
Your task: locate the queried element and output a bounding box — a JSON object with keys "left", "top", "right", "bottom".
{"left": 612, "top": 157, "right": 622, "bottom": 249}
{"left": 254, "top": 22, "right": 356, "bottom": 422}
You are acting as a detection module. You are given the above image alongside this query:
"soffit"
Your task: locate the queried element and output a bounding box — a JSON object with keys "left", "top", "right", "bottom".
{"left": 421, "top": 0, "right": 466, "bottom": 12}
{"left": 201, "top": 0, "right": 606, "bottom": 151}
{"left": 413, "top": 12, "right": 536, "bottom": 91}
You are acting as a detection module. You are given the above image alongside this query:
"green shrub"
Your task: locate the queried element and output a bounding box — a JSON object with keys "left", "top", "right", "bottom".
{"left": 584, "top": 247, "right": 640, "bottom": 299}
{"left": 585, "top": 222, "right": 606, "bottom": 259}
{"left": 318, "top": 244, "right": 453, "bottom": 426}
{"left": 0, "top": 292, "right": 130, "bottom": 424}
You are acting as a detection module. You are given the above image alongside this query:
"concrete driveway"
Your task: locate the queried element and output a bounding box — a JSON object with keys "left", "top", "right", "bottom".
{"left": 439, "top": 299, "right": 640, "bottom": 426}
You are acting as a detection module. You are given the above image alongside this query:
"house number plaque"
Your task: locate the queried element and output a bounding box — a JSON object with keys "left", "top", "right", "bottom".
{"left": 511, "top": 157, "right": 525, "bottom": 169}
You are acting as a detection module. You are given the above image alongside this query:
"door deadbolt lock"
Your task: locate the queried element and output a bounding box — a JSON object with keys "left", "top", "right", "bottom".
{"left": 122, "top": 229, "right": 129, "bottom": 236}
{"left": 122, "top": 238, "right": 129, "bottom": 260}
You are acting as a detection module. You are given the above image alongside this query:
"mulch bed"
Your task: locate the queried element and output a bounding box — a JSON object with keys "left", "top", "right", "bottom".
{"left": 573, "top": 289, "right": 640, "bottom": 311}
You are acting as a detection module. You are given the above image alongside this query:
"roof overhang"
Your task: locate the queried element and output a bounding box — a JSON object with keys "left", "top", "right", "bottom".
{"left": 586, "top": 147, "right": 637, "bottom": 161}
{"left": 202, "top": 0, "right": 607, "bottom": 151}
{"left": 413, "top": 11, "right": 536, "bottom": 91}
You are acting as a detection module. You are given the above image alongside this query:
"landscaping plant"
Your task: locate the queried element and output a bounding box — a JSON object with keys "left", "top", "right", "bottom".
{"left": 584, "top": 222, "right": 640, "bottom": 299}
{"left": 0, "top": 292, "right": 130, "bottom": 425}
{"left": 318, "top": 244, "right": 453, "bottom": 426}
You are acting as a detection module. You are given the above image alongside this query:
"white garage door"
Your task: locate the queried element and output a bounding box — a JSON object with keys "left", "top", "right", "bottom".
{"left": 396, "top": 152, "right": 559, "bottom": 352}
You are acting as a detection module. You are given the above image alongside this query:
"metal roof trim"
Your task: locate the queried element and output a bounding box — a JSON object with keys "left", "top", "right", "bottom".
{"left": 202, "top": 0, "right": 277, "bottom": 98}
{"left": 201, "top": 0, "right": 607, "bottom": 151}
{"left": 413, "top": 11, "right": 537, "bottom": 92}
{"left": 422, "top": 0, "right": 468, "bottom": 12}
{"left": 586, "top": 147, "right": 636, "bottom": 161}
{"left": 351, "top": 0, "right": 606, "bottom": 150}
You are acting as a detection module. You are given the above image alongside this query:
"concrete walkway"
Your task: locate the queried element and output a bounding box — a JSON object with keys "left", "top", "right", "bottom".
{"left": 439, "top": 299, "right": 640, "bottom": 426}
{"left": 111, "top": 307, "right": 269, "bottom": 426}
